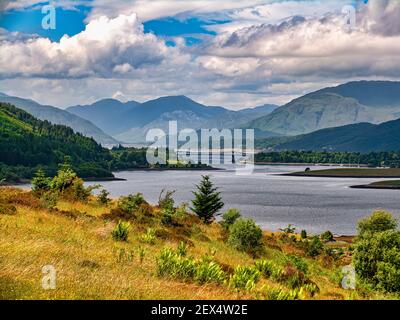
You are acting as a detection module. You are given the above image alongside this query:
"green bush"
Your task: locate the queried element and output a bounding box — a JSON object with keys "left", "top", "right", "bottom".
{"left": 229, "top": 266, "right": 261, "bottom": 291}
{"left": 220, "top": 208, "right": 241, "bottom": 231}
{"left": 40, "top": 191, "right": 59, "bottom": 211}
{"left": 111, "top": 221, "right": 131, "bottom": 241}
{"left": 158, "top": 189, "right": 175, "bottom": 211}
{"left": 70, "top": 179, "right": 100, "bottom": 202}
{"left": 118, "top": 193, "right": 147, "bottom": 214}
{"left": 357, "top": 210, "right": 397, "bottom": 238}
{"left": 31, "top": 168, "right": 51, "bottom": 195}
{"left": 50, "top": 163, "right": 77, "bottom": 192}
{"left": 305, "top": 236, "right": 324, "bottom": 257}
{"left": 286, "top": 255, "right": 309, "bottom": 274}
{"left": 97, "top": 189, "right": 111, "bottom": 205}
{"left": 320, "top": 231, "right": 334, "bottom": 242}
{"left": 300, "top": 230, "right": 307, "bottom": 239}
{"left": 228, "top": 219, "right": 263, "bottom": 254}
{"left": 354, "top": 229, "right": 400, "bottom": 293}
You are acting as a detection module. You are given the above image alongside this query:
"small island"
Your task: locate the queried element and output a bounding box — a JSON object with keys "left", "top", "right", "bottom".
{"left": 284, "top": 168, "right": 400, "bottom": 178}
{"left": 351, "top": 180, "right": 400, "bottom": 190}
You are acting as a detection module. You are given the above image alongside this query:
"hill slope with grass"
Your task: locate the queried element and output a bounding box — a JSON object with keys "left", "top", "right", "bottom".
{"left": 1, "top": 169, "right": 398, "bottom": 300}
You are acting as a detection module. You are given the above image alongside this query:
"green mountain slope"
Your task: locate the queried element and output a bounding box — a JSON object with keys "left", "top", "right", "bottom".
{"left": 245, "top": 81, "right": 400, "bottom": 136}
{"left": 0, "top": 94, "right": 118, "bottom": 145}
{"left": 0, "top": 103, "right": 113, "bottom": 180}
{"left": 317, "top": 81, "right": 400, "bottom": 108}
{"left": 275, "top": 118, "right": 400, "bottom": 152}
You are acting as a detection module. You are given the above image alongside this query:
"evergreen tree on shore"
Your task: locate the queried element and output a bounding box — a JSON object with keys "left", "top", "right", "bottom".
{"left": 191, "top": 175, "right": 224, "bottom": 224}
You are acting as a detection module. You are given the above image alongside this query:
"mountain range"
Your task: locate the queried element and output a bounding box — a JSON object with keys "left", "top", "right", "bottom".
{"left": 3, "top": 80, "right": 400, "bottom": 151}
{"left": 67, "top": 96, "right": 279, "bottom": 143}
{"left": 246, "top": 81, "right": 400, "bottom": 136}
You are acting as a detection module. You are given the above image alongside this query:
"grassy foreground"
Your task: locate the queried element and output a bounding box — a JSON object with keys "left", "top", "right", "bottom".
{"left": 0, "top": 187, "right": 394, "bottom": 300}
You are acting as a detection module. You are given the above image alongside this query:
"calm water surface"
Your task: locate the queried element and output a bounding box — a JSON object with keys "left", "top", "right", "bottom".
{"left": 88, "top": 165, "right": 399, "bottom": 235}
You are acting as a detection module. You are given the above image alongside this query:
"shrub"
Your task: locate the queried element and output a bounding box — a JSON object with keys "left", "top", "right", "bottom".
{"left": 220, "top": 208, "right": 241, "bottom": 231}
{"left": 357, "top": 210, "right": 397, "bottom": 238}
{"left": 50, "top": 163, "right": 77, "bottom": 193}
{"left": 140, "top": 228, "right": 156, "bottom": 245}
{"left": 305, "top": 236, "right": 324, "bottom": 257}
{"left": 31, "top": 168, "right": 51, "bottom": 195}
{"left": 254, "top": 260, "right": 274, "bottom": 278}
{"left": 40, "top": 191, "right": 59, "bottom": 211}
{"left": 286, "top": 255, "right": 309, "bottom": 274}
{"left": 300, "top": 230, "right": 307, "bottom": 239}
{"left": 354, "top": 229, "right": 400, "bottom": 292}
{"left": 228, "top": 218, "right": 263, "bottom": 254}
{"left": 158, "top": 189, "right": 175, "bottom": 211}
{"left": 97, "top": 189, "right": 111, "bottom": 205}
{"left": 111, "top": 221, "right": 131, "bottom": 241}
{"left": 279, "top": 224, "right": 296, "bottom": 234}
{"left": 70, "top": 179, "right": 100, "bottom": 202}
{"left": 229, "top": 266, "right": 261, "bottom": 291}
{"left": 118, "top": 193, "right": 147, "bottom": 214}
{"left": 191, "top": 175, "right": 224, "bottom": 224}
{"left": 320, "top": 231, "right": 334, "bottom": 242}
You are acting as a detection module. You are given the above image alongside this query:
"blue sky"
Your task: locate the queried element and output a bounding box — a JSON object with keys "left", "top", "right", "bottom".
{"left": 0, "top": 2, "right": 229, "bottom": 45}
{"left": 1, "top": 0, "right": 397, "bottom": 110}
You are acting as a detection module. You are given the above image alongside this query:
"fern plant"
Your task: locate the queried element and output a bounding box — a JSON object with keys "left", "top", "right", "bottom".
{"left": 111, "top": 221, "right": 131, "bottom": 241}
{"left": 229, "top": 266, "right": 261, "bottom": 291}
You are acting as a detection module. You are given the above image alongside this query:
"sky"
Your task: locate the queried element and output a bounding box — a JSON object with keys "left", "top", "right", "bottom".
{"left": 1, "top": 0, "right": 400, "bottom": 110}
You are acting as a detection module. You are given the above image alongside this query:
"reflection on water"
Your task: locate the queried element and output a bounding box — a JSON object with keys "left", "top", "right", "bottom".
{"left": 88, "top": 165, "right": 400, "bottom": 235}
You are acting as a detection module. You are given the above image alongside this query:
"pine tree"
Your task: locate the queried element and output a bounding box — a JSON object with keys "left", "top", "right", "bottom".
{"left": 191, "top": 175, "right": 224, "bottom": 224}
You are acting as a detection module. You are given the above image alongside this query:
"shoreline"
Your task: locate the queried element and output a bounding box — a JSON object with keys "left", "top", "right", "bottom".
{"left": 350, "top": 184, "right": 400, "bottom": 190}
{"left": 113, "top": 166, "right": 223, "bottom": 173}
{"left": 283, "top": 173, "right": 400, "bottom": 179}
{"left": 256, "top": 162, "right": 368, "bottom": 167}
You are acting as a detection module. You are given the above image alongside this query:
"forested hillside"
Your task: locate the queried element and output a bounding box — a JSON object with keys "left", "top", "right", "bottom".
{"left": 0, "top": 103, "right": 115, "bottom": 181}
